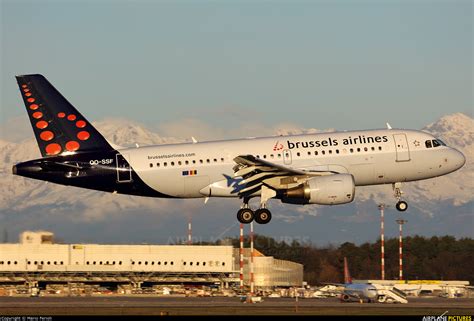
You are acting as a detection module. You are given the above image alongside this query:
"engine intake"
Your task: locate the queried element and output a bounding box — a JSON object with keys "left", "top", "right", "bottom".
{"left": 281, "top": 174, "right": 355, "bottom": 205}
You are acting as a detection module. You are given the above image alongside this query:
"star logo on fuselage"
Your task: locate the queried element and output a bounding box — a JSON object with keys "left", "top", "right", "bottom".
{"left": 413, "top": 140, "right": 420, "bottom": 147}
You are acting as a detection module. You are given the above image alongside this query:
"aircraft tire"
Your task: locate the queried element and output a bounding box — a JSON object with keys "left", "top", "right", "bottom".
{"left": 396, "top": 201, "right": 408, "bottom": 212}
{"left": 254, "top": 208, "right": 272, "bottom": 224}
{"left": 237, "top": 208, "right": 254, "bottom": 224}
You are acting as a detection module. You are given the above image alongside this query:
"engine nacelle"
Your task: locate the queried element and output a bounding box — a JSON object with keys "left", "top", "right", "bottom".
{"left": 281, "top": 174, "right": 355, "bottom": 205}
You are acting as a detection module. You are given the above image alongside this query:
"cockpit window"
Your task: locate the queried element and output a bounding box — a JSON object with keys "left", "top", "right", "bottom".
{"left": 425, "top": 140, "right": 432, "bottom": 148}
{"left": 432, "top": 140, "right": 440, "bottom": 147}
{"left": 436, "top": 139, "right": 446, "bottom": 146}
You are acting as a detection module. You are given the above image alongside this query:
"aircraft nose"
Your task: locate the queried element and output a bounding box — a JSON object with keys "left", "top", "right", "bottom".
{"left": 451, "top": 148, "right": 466, "bottom": 170}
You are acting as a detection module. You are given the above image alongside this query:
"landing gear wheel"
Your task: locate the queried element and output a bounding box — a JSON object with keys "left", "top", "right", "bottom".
{"left": 254, "top": 208, "right": 272, "bottom": 224}
{"left": 396, "top": 201, "right": 408, "bottom": 212}
{"left": 237, "top": 208, "right": 254, "bottom": 224}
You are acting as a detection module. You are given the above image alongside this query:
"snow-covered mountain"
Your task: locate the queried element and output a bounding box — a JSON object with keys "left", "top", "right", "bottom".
{"left": 0, "top": 113, "right": 472, "bottom": 243}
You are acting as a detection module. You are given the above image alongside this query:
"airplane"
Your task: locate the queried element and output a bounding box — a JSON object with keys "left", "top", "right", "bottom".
{"left": 12, "top": 74, "right": 466, "bottom": 224}
{"left": 327, "top": 257, "right": 407, "bottom": 304}
{"left": 337, "top": 257, "right": 379, "bottom": 303}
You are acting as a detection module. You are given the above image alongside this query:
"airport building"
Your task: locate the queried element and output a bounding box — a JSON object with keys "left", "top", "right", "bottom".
{"left": 0, "top": 231, "right": 303, "bottom": 295}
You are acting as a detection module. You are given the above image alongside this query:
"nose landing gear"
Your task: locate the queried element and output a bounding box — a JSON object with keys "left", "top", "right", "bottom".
{"left": 393, "top": 182, "right": 408, "bottom": 212}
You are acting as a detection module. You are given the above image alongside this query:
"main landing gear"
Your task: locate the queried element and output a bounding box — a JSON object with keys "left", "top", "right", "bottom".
{"left": 393, "top": 182, "right": 408, "bottom": 212}
{"left": 236, "top": 187, "right": 275, "bottom": 225}
{"left": 236, "top": 203, "right": 272, "bottom": 225}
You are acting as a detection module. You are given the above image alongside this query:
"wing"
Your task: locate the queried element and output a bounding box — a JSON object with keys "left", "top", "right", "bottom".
{"left": 232, "top": 155, "right": 337, "bottom": 198}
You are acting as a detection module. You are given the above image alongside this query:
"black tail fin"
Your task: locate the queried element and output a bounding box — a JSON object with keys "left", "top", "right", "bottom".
{"left": 16, "top": 74, "right": 112, "bottom": 157}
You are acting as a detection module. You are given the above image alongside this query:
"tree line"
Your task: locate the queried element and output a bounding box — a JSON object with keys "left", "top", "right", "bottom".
{"left": 216, "top": 235, "right": 474, "bottom": 285}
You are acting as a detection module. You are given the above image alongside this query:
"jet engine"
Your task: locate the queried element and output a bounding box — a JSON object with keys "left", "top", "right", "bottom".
{"left": 281, "top": 174, "right": 355, "bottom": 205}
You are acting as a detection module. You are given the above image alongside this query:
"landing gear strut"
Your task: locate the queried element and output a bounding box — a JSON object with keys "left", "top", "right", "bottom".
{"left": 393, "top": 182, "right": 408, "bottom": 212}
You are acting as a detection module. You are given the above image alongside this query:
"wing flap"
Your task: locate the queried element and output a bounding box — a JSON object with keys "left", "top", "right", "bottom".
{"left": 232, "top": 155, "right": 338, "bottom": 197}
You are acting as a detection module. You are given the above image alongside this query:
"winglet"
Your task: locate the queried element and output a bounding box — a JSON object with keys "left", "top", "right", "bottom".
{"left": 386, "top": 122, "right": 392, "bottom": 130}
{"left": 191, "top": 137, "right": 198, "bottom": 144}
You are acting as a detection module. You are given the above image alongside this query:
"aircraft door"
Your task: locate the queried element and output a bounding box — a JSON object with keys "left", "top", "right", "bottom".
{"left": 283, "top": 149, "right": 292, "bottom": 165}
{"left": 116, "top": 153, "right": 132, "bottom": 182}
{"left": 393, "top": 134, "right": 410, "bottom": 162}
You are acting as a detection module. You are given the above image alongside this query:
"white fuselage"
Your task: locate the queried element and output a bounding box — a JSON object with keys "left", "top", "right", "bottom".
{"left": 118, "top": 128, "right": 465, "bottom": 199}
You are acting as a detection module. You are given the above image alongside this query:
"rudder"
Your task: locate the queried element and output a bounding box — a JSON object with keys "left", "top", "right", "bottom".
{"left": 16, "top": 74, "right": 112, "bottom": 157}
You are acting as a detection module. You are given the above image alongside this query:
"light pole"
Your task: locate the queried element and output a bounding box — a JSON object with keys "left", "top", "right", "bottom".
{"left": 239, "top": 223, "right": 244, "bottom": 291}
{"left": 378, "top": 204, "right": 386, "bottom": 280}
{"left": 250, "top": 221, "right": 255, "bottom": 297}
{"left": 396, "top": 219, "right": 408, "bottom": 280}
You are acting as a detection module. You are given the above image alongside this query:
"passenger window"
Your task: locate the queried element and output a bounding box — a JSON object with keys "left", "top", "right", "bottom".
{"left": 164, "top": 162, "right": 167, "bottom": 167}
{"left": 221, "top": 158, "right": 224, "bottom": 162}
{"left": 357, "top": 148, "right": 361, "bottom": 152}
{"left": 185, "top": 160, "right": 189, "bottom": 165}
{"left": 206, "top": 159, "right": 210, "bottom": 163}
{"left": 149, "top": 163, "right": 153, "bottom": 168}
{"left": 296, "top": 152, "right": 300, "bottom": 157}
{"left": 350, "top": 148, "right": 354, "bottom": 153}
{"left": 263, "top": 155, "right": 267, "bottom": 159}
{"left": 315, "top": 151, "right": 318, "bottom": 156}
{"left": 171, "top": 161, "right": 175, "bottom": 166}
{"left": 364, "top": 147, "right": 368, "bottom": 152}
{"left": 307, "top": 151, "right": 311, "bottom": 156}
{"left": 329, "top": 150, "right": 332, "bottom": 154}
{"left": 178, "top": 161, "right": 182, "bottom": 166}
{"left": 336, "top": 150, "right": 339, "bottom": 154}
{"left": 425, "top": 140, "right": 432, "bottom": 148}
{"left": 378, "top": 146, "right": 382, "bottom": 151}
{"left": 270, "top": 154, "right": 274, "bottom": 158}
{"left": 157, "top": 163, "right": 160, "bottom": 167}
{"left": 199, "top": 160, "right": 203, "bottom": 164}
{"left": 277, "top": 154, "right": 281, "bottom": 158}
{"left": 213, "top": 158, "right": 217, "bottom": 162}
{"left": 371, "top": 147, "right": 375, "bottom": 151}
{"left": 192, "top": 160, "right": 196, "bottom": 164}
{"left": 322, "top": 150, "right": 325, "bottom": 155}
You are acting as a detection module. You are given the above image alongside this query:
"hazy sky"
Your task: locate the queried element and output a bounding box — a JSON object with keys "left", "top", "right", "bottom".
{"left": 1, "top": 0, "right": 472, "bottom": 133}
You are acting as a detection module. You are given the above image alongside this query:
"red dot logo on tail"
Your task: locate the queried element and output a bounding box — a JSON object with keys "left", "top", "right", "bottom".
{"left": 57, "top": 112, "right": 66, "bottom": 118}
{"left": 77, "top": 131, "right": 90, "bottom": 141}
{"left": 27, "top": 98, "right": 35, "bottom": 103}
{"left": 40, "top": 131, "right": 54, "bottom": 141}
{"left": 29, "top": 104, "right": 39, "bottom": 110}
{"left": 67, "top": 114, "right": 76, "bottom": 121}
{"left": 45, "top": 143, "right": 61, "bottom": 155}
{"left": 65, "top": 141, "right": 80, "bottom": 152}
{"left": 32, "top": 112, "right": 43, "bottom": 119}
{"left": 36, "top": 120, "right": 48, "bottom": 129}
